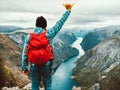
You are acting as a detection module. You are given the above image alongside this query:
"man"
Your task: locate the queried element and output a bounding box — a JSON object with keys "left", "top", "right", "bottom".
{"left": 22, "top": 4, "right": 74, "bottom": 90}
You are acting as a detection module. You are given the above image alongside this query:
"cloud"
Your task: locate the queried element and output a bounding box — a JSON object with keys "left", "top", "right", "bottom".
{"left": 0, "top": 0, "right": 62, "bottom": 13}
{"left": 0, "top": 0, "right": 120, "bottom": 29}
{"left": 68, "top": 14, "right": 104, "bottom": 25}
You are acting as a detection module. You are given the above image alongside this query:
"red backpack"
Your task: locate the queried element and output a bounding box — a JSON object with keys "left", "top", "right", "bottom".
{"left": 26, "top": 31, "right": 54, "bottom": 65}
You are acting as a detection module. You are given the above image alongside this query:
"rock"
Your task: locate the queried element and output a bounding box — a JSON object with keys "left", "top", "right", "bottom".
{"left": 22, "top": 83, "right": 31, "bottom": 90}
{"left": 72, "top": 86, "right": 81, "bottom": 90}
{"left": 2, "top": 87, "right": 8, "bottom": 90}
{"left": 90, "top": 83, "right": 100, "bottom": 90}
{"left": 2, "top": 87, "right": 21, "bottom": 90}
{"left": 71, "top": 76, "right": 76, "bottom": 79}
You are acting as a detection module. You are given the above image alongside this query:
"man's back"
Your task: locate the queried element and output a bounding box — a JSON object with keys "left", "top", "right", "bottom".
{"left": 22, "top": 4, "right": 74, "bottom": 90}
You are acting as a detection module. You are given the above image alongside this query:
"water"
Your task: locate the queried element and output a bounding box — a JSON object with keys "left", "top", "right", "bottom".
{"left": 52, "top": 37, "right": 84, "bottom": 90}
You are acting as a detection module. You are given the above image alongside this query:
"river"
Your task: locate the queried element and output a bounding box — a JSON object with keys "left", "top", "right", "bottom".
{"left": 52, "top": 37, "right": 85, "bottom": 90}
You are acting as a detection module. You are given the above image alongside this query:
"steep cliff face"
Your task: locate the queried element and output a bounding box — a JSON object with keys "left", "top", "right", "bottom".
{"left": 81, "top": 25, "right": 120, "bottom": 51}
{"left": 6, "top": 30, "right": 79, "bottom": 69}
{"left": 73, "top": 37, "right": 120, "bottom": 90}
{"left": 0, "top": 34, "right": 30, "bottom": 89}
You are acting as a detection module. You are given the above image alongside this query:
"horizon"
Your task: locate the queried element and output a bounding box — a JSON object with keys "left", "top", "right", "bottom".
{"left": 0, "top": 0, "right": 120, "bottom": 30}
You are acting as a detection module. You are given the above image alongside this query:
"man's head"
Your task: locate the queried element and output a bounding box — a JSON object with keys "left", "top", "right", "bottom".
{"left": 36, "top": 16, "right": 47, "bottom": 29}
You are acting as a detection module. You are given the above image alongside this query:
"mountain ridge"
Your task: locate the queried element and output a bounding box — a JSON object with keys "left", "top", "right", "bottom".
{"left": 73, "top": 25, "right": 120, "bottom": 90}
{"left": 81, "top": 25, "right": 120, "bottom": 51}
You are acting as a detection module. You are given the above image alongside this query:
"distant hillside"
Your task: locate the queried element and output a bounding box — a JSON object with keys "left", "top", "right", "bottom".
{"left": 6, "top": 32, "right": 27, "bottom": 47}
{"left": 0, "top": 25, "right": 23, "bottom": 33}
{"left": 0, "top": 34, "right": 30, "bottom": 89}
{"left": 81, "top": 25, "right": 120, "bottom": 51}
{"left": 73, "top": 32, "right": 120, "bottom": 90}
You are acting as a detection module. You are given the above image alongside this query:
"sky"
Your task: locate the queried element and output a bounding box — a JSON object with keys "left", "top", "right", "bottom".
{"left": 0, "top": 0, "right": 120, "bottom": 30}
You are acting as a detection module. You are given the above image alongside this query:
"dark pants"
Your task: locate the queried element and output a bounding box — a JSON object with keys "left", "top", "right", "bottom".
{"left": 30, "top": 61, "right": 52, "bottom": 90}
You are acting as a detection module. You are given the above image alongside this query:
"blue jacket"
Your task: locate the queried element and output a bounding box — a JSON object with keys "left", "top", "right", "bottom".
{"left": 22, "top": 10, "right": 71, "bottom": 71}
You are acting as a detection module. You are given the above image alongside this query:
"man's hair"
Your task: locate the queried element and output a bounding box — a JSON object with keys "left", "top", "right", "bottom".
{"left": 36, "top": 16, "right": 47, "bottom": 28}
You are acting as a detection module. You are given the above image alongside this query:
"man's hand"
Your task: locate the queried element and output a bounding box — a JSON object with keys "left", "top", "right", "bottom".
{"left": 23, "top": 70, "right": 29, "bottom": 75}
{"left": 63, "top": 3, "right": 74, "bottom": 10}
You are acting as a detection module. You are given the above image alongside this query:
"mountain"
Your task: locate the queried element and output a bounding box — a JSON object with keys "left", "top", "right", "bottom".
{"left": 56, "top": 31, "right": 77, "bottom": 45}
{"left": 6, "top": 32, "right": 28, "bottom": 47}
{"left": 0, "top": 25, "right": 23, "bottom": 33}
{"left": 52, "top": 31, "right": 79, "bottom": 69}
{"left": 68, "top": 29, "right": 90, "bottom": 38}
{"left": 73, "top": 26, "right": 120, "bottom": 90}
{"left": 0, "top": 34, "right": 30, "bottom": 89}
{"left": 6, "top": 29, "right": 79, "bottom": 70}
{"left": 81, "top": 25, "right": 120, "bottom": 51}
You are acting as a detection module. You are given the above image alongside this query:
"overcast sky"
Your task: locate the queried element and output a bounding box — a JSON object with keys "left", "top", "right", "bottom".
{"left": 0, "top": 0, "right": 120, "bottom": 30}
